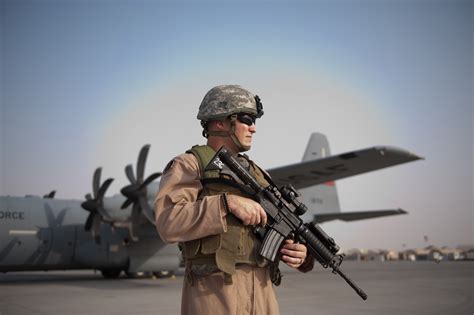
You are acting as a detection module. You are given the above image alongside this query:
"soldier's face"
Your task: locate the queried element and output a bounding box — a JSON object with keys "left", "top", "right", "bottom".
{"left": 234, "top": 115, "right": 256, "bottom": 150}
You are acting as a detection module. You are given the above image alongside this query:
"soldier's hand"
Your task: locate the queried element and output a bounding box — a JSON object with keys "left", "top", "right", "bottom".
{"left": 226, "top": 195, "right": 267, "bottom": 226}
{"left": 281, "top": 239, "right": 307, "bottom": 268}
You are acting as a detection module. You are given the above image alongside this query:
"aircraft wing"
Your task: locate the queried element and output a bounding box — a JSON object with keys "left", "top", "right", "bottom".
{"left": 314, "top": 208, "right": 407, "bottom": 223}
{"left": 267, "top": 146, "right": 422, "bottom": 189}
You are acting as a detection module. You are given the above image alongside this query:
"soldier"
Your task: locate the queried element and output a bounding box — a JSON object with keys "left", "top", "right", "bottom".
{"left": 155, "top": 85, "right": 313, "bottom": 315}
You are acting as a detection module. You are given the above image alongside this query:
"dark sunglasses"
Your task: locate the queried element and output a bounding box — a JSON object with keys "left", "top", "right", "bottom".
{"left": 236, "top": 113, "right": 257, "bottom": 126}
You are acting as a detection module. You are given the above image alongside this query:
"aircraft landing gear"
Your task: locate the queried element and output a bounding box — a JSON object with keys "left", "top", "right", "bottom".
{"left": 100, "top": 269, "right": 122, "bottom": 279}
{"left": 125, "top": 271, "right": 152, "bottom": 278}
{"left": 153, "top": 270, "right": 175, "bottom": 278}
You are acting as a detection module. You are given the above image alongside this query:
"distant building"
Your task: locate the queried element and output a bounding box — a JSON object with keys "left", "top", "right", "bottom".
{"left": 344, "top": 249, "right": 404, "bottom": 261}
{"left": 440, "top": 247, "right": 463, "bottom": 261}
{"left": 400, "top": 250, "right": 417, "bottom": 261}
{"left": 399, "top": 246, "right": 464, "bottom": 262}
{"left": 385, "top": 250, "right": 400, "bottom": 261}
{"left": 457, "top": 244, "right": 474, "bottom": 260}
{"left": 399, "top": 248, "right": 432, "bottom": 261}
{"left": 343, "top": 248, "right": 363, "bottom": 261}
{"left": 343, "top": 245, "right": 472, "bottom": 262}
{"left": 426, "top": 246, "right": 443, "bottom": 262}
{"left": 464, "top": 249, "right": 474, "bottom": 260}
{"left": 364, "top": 249, "right": 386, "bottom": 261}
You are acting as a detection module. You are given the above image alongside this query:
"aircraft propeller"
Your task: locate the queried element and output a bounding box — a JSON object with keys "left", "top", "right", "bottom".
{"left": 120, "top": 144, "right": 161, "bottom": 241}
{"left": 81, "top": 167, "right": 114, "bottom": 244}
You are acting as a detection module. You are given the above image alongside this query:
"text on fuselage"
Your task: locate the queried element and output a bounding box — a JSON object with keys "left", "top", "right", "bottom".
{"left": 0, "top": 211, "right": 25, "bottom": 220}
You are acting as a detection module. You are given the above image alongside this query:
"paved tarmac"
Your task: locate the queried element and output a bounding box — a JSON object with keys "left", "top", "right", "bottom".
{"left": 0, "top": 261, "right": 472, "bottom": 315}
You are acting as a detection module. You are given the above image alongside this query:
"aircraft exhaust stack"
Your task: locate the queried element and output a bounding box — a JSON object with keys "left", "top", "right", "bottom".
{"left": 120, "top": 144, "right": 162, "bottom": 241}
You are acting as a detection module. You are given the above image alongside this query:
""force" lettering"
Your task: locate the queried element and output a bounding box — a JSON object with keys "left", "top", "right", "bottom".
{"left": 0, "top": 211, "right": 25, "bottom": 220}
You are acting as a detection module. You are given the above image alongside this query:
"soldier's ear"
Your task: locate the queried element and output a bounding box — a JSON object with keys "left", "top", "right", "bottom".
{"left": 214, "top": 120, "right": 228, "bottom": 130}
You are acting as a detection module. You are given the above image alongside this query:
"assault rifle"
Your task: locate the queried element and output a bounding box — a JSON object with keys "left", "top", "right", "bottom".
{"left": 206, "top": 146, "right": 368, "bottom": 300}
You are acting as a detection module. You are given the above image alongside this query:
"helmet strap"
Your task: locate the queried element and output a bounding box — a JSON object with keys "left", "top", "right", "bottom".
{"left": 229, "top": 115, "right": 250, "bottom": 152}
{"left": 207, "top": 130, "right": 231, "bottom": 138}
{"left": 201, "top": 121, "right": 209, "bottom": 138}
{"left": 205, "top": 116, "right": 250, "bottom": 152}
{"left": 203, "top": 120, "right": 230, "bottom": 138}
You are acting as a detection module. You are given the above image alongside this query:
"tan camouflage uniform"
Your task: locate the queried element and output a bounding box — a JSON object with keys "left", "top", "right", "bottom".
{"left": 154, "top": 153, "right": 279, "bottom": 315}
{"left": 154, "top": 85, "right": 312, "bottom": 315}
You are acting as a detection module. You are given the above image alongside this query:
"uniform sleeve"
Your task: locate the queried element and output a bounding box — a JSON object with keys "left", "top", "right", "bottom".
{"left": 154, "top": 153, "right": 228, "bottom": 243}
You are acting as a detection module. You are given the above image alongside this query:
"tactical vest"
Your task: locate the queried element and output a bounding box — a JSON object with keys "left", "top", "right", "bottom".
{"left": 182, "top": 145, "right": 271, "bottom": 278}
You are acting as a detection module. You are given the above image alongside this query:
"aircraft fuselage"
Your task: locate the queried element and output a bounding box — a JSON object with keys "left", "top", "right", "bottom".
{"left": 0, "top": 195, "right": 179, "bottom": 276}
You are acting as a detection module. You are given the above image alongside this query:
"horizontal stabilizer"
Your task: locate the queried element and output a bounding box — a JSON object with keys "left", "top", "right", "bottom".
{"left": 313, "top": 209, "right": 408, "bottom": 223}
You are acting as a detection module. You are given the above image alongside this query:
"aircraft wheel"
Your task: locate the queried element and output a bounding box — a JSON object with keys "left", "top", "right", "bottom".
{"left": 153, "top": 270, "right": 175, "bottom": 278}
{"left": 125, "top": 271, "right": 152, "bottom": 278}
{"left": 101, "top": 269, "right": 122, "bottom": 279}
{"left": 125, "top": 271, "right": 140, "bottom": 278}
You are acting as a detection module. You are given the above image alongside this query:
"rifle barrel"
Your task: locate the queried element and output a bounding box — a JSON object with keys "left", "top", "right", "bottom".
{"left": 335, "top": 267, "right": 368, "bottom": 300}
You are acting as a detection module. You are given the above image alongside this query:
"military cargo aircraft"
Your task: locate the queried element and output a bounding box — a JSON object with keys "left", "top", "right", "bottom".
{"left": 0, "top": 133, "right": 421, "bottom": 278}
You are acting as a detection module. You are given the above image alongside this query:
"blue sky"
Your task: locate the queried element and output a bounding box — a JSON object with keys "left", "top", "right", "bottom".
{"left": 1, "top": 0, "right": 472, "bottom": 250}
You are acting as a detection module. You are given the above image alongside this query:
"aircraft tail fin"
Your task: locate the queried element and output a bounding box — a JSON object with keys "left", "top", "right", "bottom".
{"left": 298, "top": 133, "right": 408, "bottom": 224}
{"left": 298, "top": 133, "right": 341, "bottom": 222}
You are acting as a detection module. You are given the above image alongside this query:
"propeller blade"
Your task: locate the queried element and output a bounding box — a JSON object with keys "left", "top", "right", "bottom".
{"left": 121, "top": 198, "right": 133, "bottom": 210}
{"left": 129, "top": 204, "right": 140, "bottom": 241}
{"left": 43, "top": 203, "right": 68, "bottom": 228}
{"left": 136, "top": 144, "right": 150, "bottom": 183}
{"left": 82, "top": 168, "right": 114, "bottom": 242}
{"left": 131, "top": 203, "right": 140, "bottom": 221}
{"left": 91, "top": 215, "right": 101, "bottom": 244}
{"left": 85, "top": 213, "right": 94, "bottom": 231}
{"left": 92, "top": 167, "right": 102, "bottom": 198}
{"left": 97, "top": 178, "right": 114, "bottom": 200}
{"left": 55, "top": 209, "right": 67, "bottom": 227}
{"left": 44, "top": 203, "right": 55, "bottom": 227}
{"left": 125, "top": 164, "right": 136, "bottom": 183}
{"left": 139, "top": 172, "right": 162, "bottom": 190}
{"left": 139, "top": 196, "right": 155, "bottom": 224}
{"left": 120, "top": 144, "right": 158, "bottom": 234}
{"left": 81, "top": 199, "right": 96, "bottom": 212}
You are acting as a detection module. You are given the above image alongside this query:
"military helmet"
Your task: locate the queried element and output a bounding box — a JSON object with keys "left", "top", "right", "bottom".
{"left": 197, "top": 85, "right": 264, "bottom": 121}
